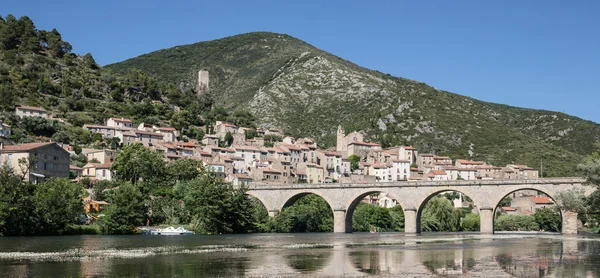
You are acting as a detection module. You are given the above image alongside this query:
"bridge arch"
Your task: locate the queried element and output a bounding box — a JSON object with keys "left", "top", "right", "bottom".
{"left": 492, "top": 187, "right": 562, "bottom": 232}
{"left": 343, "top": 190, "right": 406, "bottom": 233}
{"left": 280, "top": 191, "right": 336, "bottom": 213}
{"left": 416, "top": 189, "right": 481, "bottom": 233}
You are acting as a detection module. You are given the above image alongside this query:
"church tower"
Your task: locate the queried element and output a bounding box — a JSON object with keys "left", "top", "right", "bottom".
{"left": 336, "top": 125, "right": 345, "bottom": 153}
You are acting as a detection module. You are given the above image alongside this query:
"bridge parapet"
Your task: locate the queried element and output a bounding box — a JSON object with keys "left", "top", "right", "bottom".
{"left": 247, "top": 177, "right": 586, "bottom": 190}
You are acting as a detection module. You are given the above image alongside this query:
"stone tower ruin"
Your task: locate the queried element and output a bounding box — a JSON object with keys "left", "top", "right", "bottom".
{"left": 197, "top": 70, "right": 209, "bottom": 94}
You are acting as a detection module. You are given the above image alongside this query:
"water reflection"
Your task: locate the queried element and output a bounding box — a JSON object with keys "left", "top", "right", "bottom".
{"left": 285, "top": 250, "right": 332, "bottom": 273}
{"left": 0, "top": 234, "right": 600, "bottom": 277}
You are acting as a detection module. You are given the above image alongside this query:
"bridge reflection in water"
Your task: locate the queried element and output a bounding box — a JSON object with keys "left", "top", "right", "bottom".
{"left": 2, "top": 234, "right": 600, "bottom": 277}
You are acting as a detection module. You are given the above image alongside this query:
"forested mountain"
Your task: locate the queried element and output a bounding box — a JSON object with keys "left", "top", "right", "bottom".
{"left": 1, "top": 14, "right": 598, "bottom": 177}
{"left": 108, "top": 32, "right": 599, "bottom": 177}
{"left": 0, "top": 15, "right": 251, "bottom": 147}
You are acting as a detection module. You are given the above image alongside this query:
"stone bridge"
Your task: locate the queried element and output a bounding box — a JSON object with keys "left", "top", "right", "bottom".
{"left": 246, "top": 178, "right": 593, "bottom": 234}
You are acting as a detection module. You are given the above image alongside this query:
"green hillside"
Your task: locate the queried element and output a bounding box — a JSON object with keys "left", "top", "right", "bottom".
{"left": 107, "top": 32, "right": 599, "bottom": 177}
{"left": 0, "top": 14, "right": 597, "bottom": 177}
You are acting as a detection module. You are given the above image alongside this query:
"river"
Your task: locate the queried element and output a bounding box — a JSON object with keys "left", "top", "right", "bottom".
{"left": 0, "top": 233, "right": 599, "bottom": 277}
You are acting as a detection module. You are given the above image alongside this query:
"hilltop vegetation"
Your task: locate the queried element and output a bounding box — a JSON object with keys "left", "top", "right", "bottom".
{"left": 108, "top": 32, "right": 600, "bottom": 177}
{"left": 0, "top": 14, "right": 597, "bottom": 176}
{"left": 0, "top": 15, "right": 256, "bottom": 146}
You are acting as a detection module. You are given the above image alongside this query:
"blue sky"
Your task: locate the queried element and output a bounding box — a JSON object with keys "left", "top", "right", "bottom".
{"left": 4, "top": 0, "right": 600, "bottom": 123}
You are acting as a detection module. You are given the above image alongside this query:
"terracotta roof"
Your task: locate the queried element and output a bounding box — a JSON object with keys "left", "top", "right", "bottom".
{"left": 402, "top": 146, "right": 416, "bottom": 150}
{"left": 529, "top": 196, "right": 554, "bottom": 204}
{"left": 456, "top": 159, "right": 485, "bottom": 165}
{"left": 371, "top": 163, "right": 389, "bottom": 169}
{"left": 157, "top": 127, "right": 176, "bottom": 131}
{"left": 0, "top": 142, "right": 55, "bottom": 151}
{"left": 1, "top": 122, "right": 10, "bottom": 128}
{"left": 69, "top": 165, "right": 83, "bottom": 171}
{"left": 17, "top": 105, "right": 46, "bottom": 112}
{"left": 262, "top": 168, "right": 281, "bottom": 174}
{"left": 109, "top": 117, "right": 133, "bottom": 123}
{"left": 85, "top": 163, "right": 113, "bottom": 169}
{"left": 502, "top": 206, "right": 516, "bottom": 211}
{"left": 349, "top": 141, "right": 381, "bottom": 147}
{"left": 281, "top": 144, "right": 302, "bottom": 151}
{"left": 430, "top": 169, "right": 447, "bottom": 175}
{"left": 233, "top": 145, "right": 261, "bottom": 152}
{"left": 134, "top": 130, "right": 163, "bottom": 136}
{"left": 90, "top": 200, "right": 109, "bottom": 205}
{"left": 316, "top": 150, "right": 342, "bottom": 157}
{"left": 419, "top": 154, "right": 434, "bottom": 157}
{"left": 233, "top": 174, "right": 252, "bottom": 179}
{"left": 392, "top": 159, "right": 410, "bottom": 163}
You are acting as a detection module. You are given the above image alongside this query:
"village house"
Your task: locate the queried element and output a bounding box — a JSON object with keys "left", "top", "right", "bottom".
{"left": 227, "top": 173, "right": 253, "bottom": 186}
{"left": 83, "top": 197, "right": 110, "bottom": 213}
{"left": 378, "top": 193, "right": 398, "bottom": 208}
{"left": 316, "top": 149, "right": 343, "bottom": 180}
{"left": 341, "top": 158, "right": 351, "bottom": 177}
{"left": 0, "top": 121, "right": 10, "bottom": 138}
{"left": 205, "top": 162, "right": 227, "bottom": 179}
{"left": 507, "top": 164, "right": 539, "bottom": 179}
{"left": 0, "top": 142, "right": 70, "bottom": 184}
{"left": 214, "top": 121, "right": 239, "bottom": 138}
{"left": 156, "top": 127, "right": 178, "bottom": 142}
{"left": 417, "top": 153, "right": 435, "bottom": 170}
{"left": 443, "top": 167, "right": 477, "bottom": 180}
{"left": 391, "top": 159, "right": 411, "bottom": 181}
{"left": 511, "top": 196, "right": 554, "bottom": 214}
{"left": 83, "top": 124, "right": 118, "bottom": 139}
{"left": 201, "top": 134, "right": 220, "bottom": 146}
{"left": 83, "top": 163, "right": 113, "bottom": 181}
{"left": 132, "top": 130, "right": 164, "bottom": 147}
{"left": 83, "top": 149, "right": 117, "bottom": 164}
{"left": 282, "top": 136, "right": 296, "bottom": 145}
{"left": 455, "top": 159, "right": 485, "bottom": 168}
{"left": 258, "top": 168, "right": 283, "bottom": 183}
{"left": 296, "top": 137, "right": 317, "bottom": 147}
{"left": 426, "top": 169, "right": 448, "bottom": 181}
{"left": 499, "top": 206, "right": 518, "bottom": 215}
{"left": 15, "top": 105, "right": 48, "bottom": 118}
{"left": 297, "top": 163, "right": 325, "bottom": 184}
{"left": 475, "top": 165, "right": 502, "bottom": 179}
{"left": 106, "top": 117, "right": 133, "bottom": 128}
{"left": 399, "top": 146, "right": 418, "bottom": 164}
{"left": 265, "top": 128, "right": 283, "bottom": 137}
{"left": 279, "top": 144, "right": 303, "bottom": 168}
{"left": 233, "top": 145, "right": 262, "bottom": 168}
{"left": 369, "top": 163, "right": 390, "bottom": 182}
{"left": 69, "top": 165, "right": 83, "bottom": 177}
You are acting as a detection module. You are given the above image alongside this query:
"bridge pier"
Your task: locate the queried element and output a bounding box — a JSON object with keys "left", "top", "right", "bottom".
{"left": 268, "top": 209, "right": 279, "bottom": 218}
{"left": 334, "top": 209, "right": 348, "bottom": 233}
{"left": 562, "top": 211, "right": 578, "bottom": 234}
{"left": 479, "top": 207, "right": 494, "bottom": 234}
{"left": 404, "top": 208, "right": 418, "bottom": 233}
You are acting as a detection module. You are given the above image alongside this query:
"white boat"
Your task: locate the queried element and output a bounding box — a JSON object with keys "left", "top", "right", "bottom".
{"left": 151, "top": 226, "right": 194, "bottom": 235}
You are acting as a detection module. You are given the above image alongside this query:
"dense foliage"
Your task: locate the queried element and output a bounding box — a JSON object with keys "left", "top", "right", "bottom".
{"left": 0, "top": 166, "right": 84, "bottom": 236}
{"left": 268, "top": 194, "right": 333, "bottom": 233}
{"left": 0, "top": 14, "right": 256, "bottom": 146}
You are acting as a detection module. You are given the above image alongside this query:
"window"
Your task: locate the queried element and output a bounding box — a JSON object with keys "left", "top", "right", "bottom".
{"left": 102, "top": 170, "right": 106, "bottom": 177}
{"left": 53, "top": 164, "right": 57, "bottom": 171}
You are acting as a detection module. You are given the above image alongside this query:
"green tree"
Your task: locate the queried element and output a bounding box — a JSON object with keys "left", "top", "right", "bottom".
{"left": 182, "top": 175, "right": 256, "bottom": 234}
{"left": 33, "top": 178, "right": 84, "bottom": 234}
{"left": 462, "top": 213, "right": 480, "bottom": 231}
{"left": 167, "top": 159, "right": 201, "bottom": 182}
{"left": 495, "top": 215, "right": 539, "bottom": 231}
{"left": 0, "top": 165, "right": 36, "bottom": 236}
{"left": 102, "top": 182, "right": 144, "bottom": 234}
{"left": 420, "top": 196, "right": 459, "bottom": 232}
{"left": 223, "top": 131, "right": 234, "bottom": 147}
{"left": 112, "top": 143, "right": 166, "bottom": 185}
{"left": 352, "top": 203, "right": 392, "bottom": 232}
{"left": 272, "top": 194, "right": 333, "bottom": 233}
{"left": 348, "top": 155, "right": 360, "bottom": 171}
{"left": 245, "top": 129, "right": 258, "bottom": 140}
{"left": 534, "top": 207, "right": 561, "bottom": 232}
